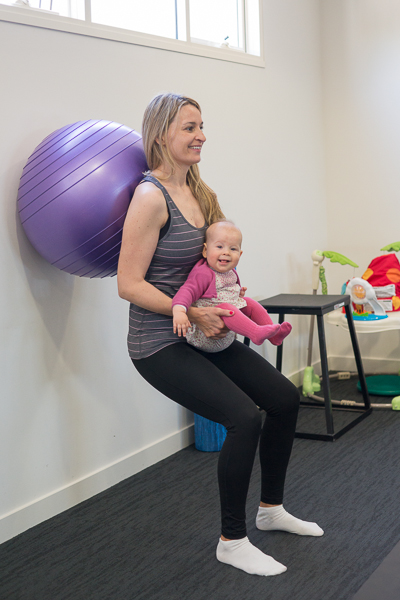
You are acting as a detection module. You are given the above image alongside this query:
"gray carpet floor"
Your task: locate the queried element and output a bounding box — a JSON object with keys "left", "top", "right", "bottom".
{"left": 353, "top": 537, "right": 400, "bottom": 600}
{"left": 1, "top": 375, "right": 400, "bottom": 600}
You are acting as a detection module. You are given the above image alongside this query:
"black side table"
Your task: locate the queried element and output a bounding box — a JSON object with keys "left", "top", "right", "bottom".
{"left": 245, "top": 294, "right": 372, "bottom": 441}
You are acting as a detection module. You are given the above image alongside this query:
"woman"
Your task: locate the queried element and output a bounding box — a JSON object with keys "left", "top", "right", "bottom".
{"left": 117, "top": 93, "right": 323, "bottom": 577}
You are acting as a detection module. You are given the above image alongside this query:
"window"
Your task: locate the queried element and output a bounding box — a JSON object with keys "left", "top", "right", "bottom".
{"left": 91, "top": 0, "right": 178, "bottom": 40}
{"left": 0, "top": 0, "right": 263, "bottom": 66}
{"left": 190, "top": 0, "right": 244, "bottom": 50}
{"left": 1, "top": 0, "right": 84, "bottom": 19}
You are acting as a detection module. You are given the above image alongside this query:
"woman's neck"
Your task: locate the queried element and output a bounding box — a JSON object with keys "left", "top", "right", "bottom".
{"left": 151, "top": 163, "right": 189, "bottom": 190}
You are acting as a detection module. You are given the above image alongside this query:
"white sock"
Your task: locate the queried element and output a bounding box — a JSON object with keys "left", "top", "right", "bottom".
{"left": 216, "top": 537, "right": 287, "bottom": 576}
{"left": 256, "top": 505, "right": 324, "bottom": 536}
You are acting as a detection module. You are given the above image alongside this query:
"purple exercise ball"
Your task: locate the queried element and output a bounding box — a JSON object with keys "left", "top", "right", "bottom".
{"left": 17, "top": 120, "right": 148, "bottom": 278}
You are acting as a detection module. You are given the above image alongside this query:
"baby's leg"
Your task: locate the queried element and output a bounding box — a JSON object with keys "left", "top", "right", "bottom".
{"left": 241, "top": 297, "right": 274, "bottom": 324}
{"left": 242, "top": 298, "right": 292, "bottom": 346}
{"left": 218, "top": 302, "right": 280, "bottom": 346}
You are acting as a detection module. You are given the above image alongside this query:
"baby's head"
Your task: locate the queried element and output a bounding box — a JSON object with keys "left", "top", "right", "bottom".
{"left": 203, "top": 220, "right": 243, "bottom": 273}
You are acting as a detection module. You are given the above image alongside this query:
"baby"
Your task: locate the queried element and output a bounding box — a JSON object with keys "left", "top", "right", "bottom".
{"left": 172, "top": 220, "right": 292, "bottom": 352}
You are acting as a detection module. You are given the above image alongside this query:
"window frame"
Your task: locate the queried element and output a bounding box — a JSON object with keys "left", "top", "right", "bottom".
{"left": 0, "top": 1, "right": 264, "bottom": 67}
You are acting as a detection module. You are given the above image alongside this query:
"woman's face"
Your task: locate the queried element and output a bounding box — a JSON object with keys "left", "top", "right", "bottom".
{"left": 165, "top": 104, "right": 206, "bottom": 169}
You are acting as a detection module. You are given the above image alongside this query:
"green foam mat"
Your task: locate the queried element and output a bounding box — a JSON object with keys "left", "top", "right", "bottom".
{"left": 357, "top": 375, "right": 400, "bottom": 396}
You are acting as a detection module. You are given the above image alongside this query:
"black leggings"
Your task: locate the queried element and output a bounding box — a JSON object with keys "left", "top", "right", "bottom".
{"left": 132, "top": 341, "right": 300, "bottom": 539}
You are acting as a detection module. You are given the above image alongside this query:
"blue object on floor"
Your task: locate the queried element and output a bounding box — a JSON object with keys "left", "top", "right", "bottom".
{"left": 194, "top": 414, "right": 227, "bottom": 452}
{"left": 357, "top": 375, "right": 400, "bottom": 396}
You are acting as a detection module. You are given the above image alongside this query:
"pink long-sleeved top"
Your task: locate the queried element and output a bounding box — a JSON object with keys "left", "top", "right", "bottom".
{"left": 172, "top": 258, "right": 241, "bottom": 310}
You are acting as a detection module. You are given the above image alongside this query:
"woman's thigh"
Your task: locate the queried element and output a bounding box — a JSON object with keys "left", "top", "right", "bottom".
{"left": 199, "top": 341, "right": 300, "bottom": 417}
{"left": 132, "top": 342, "right": 262, "bottom": 430}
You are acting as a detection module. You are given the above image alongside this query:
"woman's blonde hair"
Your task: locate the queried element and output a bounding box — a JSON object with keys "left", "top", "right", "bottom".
{"left": 142, "top": 92, "right": 224, "bottom": 225}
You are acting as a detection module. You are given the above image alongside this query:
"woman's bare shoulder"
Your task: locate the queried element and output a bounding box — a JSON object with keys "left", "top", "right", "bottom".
{"left": 125, "top": 180, "right": 168, "bottom": 228}
{"left": 132, "top": 180, "right": 165, "bottom": 207}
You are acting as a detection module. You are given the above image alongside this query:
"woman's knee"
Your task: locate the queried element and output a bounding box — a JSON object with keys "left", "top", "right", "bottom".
{"left": 228, "top": 405, "right": 262, "bottom": 438}
{"left": 271, "top": 382, "right": 300, "bottom": 419}
{"left": 283, "top": 383, "right": 301, "bottom": 414}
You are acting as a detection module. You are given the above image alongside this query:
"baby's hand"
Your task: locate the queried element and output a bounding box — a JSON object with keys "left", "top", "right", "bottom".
{"left": 239, "top": 286, "right": 247, "bottom": 298}
{"left": 173, "top": 307, "right": 191, "bottom": 337}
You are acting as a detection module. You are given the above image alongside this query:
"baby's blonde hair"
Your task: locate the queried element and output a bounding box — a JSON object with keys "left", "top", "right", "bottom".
{"left": 142, "top": 93, "right": 225, "bottom": 225}
{"left": 205, "top": 219, "right": 242, "bottom": 245}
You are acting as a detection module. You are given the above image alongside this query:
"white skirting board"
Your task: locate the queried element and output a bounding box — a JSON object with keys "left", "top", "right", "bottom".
{"left": 0, "top": 425, "right": 194, "bottom": 545}
{"left": 286, "top": 357, "right": 400, "bottom": 380}
{"left": 327, "top": 355, "right": 400, "bottom": 375}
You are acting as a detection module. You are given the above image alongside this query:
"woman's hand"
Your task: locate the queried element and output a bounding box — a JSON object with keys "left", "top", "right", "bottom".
{"left": 188, "top": 306, "right": 233, "bottom": 339}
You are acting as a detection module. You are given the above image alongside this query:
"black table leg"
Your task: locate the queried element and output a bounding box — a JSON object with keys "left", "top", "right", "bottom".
{"left": 259, "top": 294, "right": 372, "bottom": 441}
{"left": 275, "top": 313, "right": 285, "bottom": 372}
{"left": 317, "top": 314, "right": 334, "bottom": 435}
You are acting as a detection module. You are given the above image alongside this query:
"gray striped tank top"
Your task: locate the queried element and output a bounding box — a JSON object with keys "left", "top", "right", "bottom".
{"left": 128, "top": 175, "right": 208, "bottom": 359}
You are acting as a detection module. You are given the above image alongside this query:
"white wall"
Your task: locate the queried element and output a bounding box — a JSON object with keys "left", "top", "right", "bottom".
{"left": 0, "top": 0, "right": 327, "bottom": 543}
{"left": 321, "top": 0, "right": 400, "bottom": 369}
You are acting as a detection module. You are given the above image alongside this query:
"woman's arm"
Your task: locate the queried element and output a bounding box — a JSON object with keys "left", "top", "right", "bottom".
{"left": 117, "top": 182, "right": 173, "bottom": 315}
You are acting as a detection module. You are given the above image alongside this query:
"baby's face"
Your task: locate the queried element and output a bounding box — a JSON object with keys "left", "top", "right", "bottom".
{"left": 203, "top": 224, "right": 243, "bottom": 273}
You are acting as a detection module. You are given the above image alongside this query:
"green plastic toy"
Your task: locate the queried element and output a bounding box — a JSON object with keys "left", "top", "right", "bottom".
{"left": 380, "top": 242, "right": 400, "bottom": 252}
{"left": 303, "top": 250, "right": 358, "bottom": 397}
{"left": 302, "top": 366, "right": 321, "bottom": 395}
{"left": 321, "top": 251, "right": 359, "bottom": 269}
{"left": 392, "top": 397, "right": 400, "bottom": 410}
{"left": 356, "top": 375, "right": 400, "bottom": 396}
